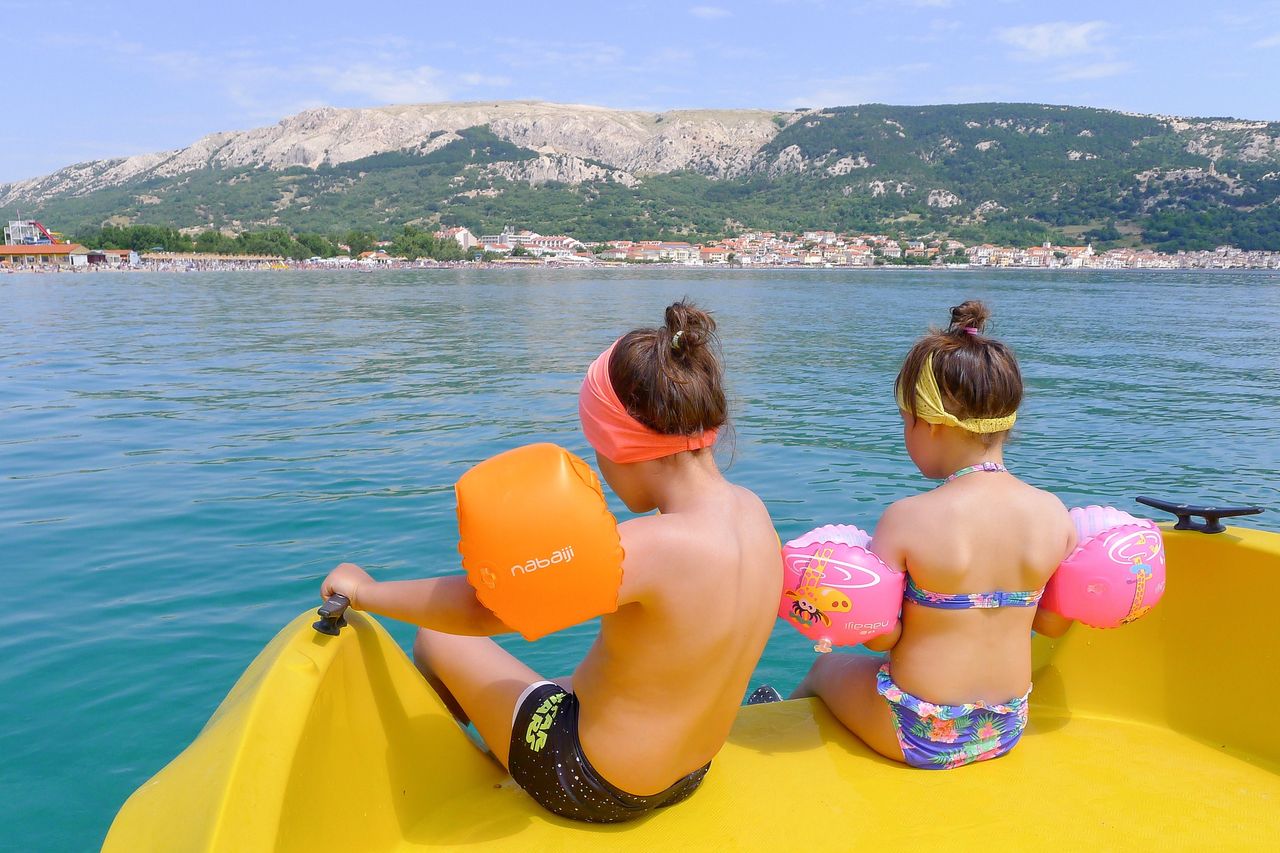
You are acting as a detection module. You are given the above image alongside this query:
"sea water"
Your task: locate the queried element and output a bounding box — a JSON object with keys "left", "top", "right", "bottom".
{"left": 4, "top": 268, "right": 1278, "bottom": 850}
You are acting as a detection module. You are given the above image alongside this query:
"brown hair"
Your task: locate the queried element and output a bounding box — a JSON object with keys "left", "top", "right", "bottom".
{"left": 895, "top": 300, "right": 1022, "bottom": 438}
{"left": 609, "top": 299, "right": 727, "bottom": 438}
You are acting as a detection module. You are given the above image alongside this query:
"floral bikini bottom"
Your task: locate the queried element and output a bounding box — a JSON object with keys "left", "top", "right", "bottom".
{"left": 875, "top": 664, "right": 1030, "bottom": 770}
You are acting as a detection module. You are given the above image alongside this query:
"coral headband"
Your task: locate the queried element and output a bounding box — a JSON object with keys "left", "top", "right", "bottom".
{"left": 578, "top": 340, "right": 719, "bottom": 463}
{"left": 896, "top": 353, "right": 1017, "bottom": 434}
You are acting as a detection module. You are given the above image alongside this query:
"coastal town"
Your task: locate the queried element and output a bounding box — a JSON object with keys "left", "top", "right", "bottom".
{"left": 3, "top": 219, "right": 1279, "bottom": 272}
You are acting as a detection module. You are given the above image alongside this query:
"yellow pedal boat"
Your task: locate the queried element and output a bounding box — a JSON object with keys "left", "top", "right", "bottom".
{"left": 103, "top": 524, "right": 1280, "bottom": 851}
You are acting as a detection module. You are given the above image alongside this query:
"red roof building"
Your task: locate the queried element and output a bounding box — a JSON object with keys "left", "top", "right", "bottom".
{"left": 0, "top": 243, "right": 90, "bottom": 267}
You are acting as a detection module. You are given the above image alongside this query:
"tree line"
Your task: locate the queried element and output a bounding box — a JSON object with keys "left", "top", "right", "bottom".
{"left": 70, "top": 225, "right": 469, "bottom": 261}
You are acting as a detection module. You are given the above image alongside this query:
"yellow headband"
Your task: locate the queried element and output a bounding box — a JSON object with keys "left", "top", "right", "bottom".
{"left": 896, "top": 353, "right": 1017, "bottom": 434}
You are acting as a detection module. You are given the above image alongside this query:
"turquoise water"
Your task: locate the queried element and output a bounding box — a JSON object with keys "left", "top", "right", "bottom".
{"left": 4, "top": 268, "right": 1279, "bottom": 851}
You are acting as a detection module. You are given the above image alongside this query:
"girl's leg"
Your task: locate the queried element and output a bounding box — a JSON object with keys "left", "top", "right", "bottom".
{"left": 413, "top": 628, "right": 542, "bottom": 768}
{"left": 791, "top": 653, "right": 905, "bottom": 762}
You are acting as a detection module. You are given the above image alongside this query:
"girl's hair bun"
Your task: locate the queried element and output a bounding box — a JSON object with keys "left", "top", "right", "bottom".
{"left": 895, "top": 298, "right": 1020, "bottom": 445}
{"left": 948, "top": 300, "right": 991, "bottom": 335}
{"left": 664, "top": 300, "right": 717, "bottom": 362}
{"left": 609, "top": 299, "right": 726, "bottom": 437}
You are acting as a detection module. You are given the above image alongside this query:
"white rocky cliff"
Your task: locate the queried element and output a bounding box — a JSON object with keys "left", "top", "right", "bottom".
{"left": 0, "top": 102, "right": 783, "bottom": 207}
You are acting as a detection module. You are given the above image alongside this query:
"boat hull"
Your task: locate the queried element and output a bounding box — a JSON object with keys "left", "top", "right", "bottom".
{"left": 104, "top": 526, "right": 1280, "bottom": 850}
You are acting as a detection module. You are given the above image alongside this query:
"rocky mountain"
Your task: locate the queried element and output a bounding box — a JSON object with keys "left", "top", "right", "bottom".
{"left": 4, "top": 100, "right": 1279, "bottom": 249}
{"left": 0, "top": 102, "right": 779, "bottom": 206}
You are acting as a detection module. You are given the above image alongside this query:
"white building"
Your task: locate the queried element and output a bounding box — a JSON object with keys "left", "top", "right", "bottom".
{"left": 436, "top": 227, "right": 478, "bottom": 250}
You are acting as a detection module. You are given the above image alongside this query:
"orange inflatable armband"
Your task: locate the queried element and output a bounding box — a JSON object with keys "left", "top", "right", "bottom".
{"left": 456, "top": 443, "right": 624, "bottom": 641}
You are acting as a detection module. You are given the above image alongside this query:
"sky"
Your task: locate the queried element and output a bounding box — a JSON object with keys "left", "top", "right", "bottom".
{"left": 2, "top": 0, "right": 1279, "bottom": 183}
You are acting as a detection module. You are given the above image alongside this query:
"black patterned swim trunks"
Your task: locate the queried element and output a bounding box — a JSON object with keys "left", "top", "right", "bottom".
{"left": 507, "top": 681, "right": 710, "bottom": 823}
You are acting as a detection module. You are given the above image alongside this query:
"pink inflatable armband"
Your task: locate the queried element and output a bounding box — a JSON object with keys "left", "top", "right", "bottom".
{"left": 1041, "top": 506, "right": 1166, "bottom": 629}
{"left": 779, "top": 524, "right": 905, "bottom": 652}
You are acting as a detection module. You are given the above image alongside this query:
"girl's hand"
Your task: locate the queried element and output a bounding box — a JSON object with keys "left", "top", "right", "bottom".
{"left": 321, "top": 562, "right": 373, "bottom": 609}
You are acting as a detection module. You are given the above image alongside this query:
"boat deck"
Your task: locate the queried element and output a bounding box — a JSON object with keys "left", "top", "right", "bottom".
{"left": 405, "top": 698, "right": 1279, "bottom": 850}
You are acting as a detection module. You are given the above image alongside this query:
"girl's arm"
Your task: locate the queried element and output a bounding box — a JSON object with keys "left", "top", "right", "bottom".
{"left": 1033, "top": 508, "right": 1080, "bottom": 638}
{"left": 1032, "top": 607, "right": 1073, "bottom": 638}
{"left": 321, "top": 562, "right": 512, "bottom": 636}
{"left": 321, "top": 515, "right": 665, "bottom": 638}
{"left": 864, "top": 499, "right": 914, "bottom": 653}
{"left": 863, "top": 623, "right": 902, "bottom": 652}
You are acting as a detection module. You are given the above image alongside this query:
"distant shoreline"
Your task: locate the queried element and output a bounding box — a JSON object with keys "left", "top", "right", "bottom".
{"left": 5, "top": 262, "right": 1279, "bottom": 276}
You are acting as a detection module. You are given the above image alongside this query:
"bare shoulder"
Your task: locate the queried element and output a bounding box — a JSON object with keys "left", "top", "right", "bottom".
{"left": 872, "top": 492, "right": 938, "bottom": 571}
{"left": 1016, "top": 480, "right": 1078, "bottom": 549}
{"left": 616, "top": 511, "right": 719, "bottom": 572}
{"left": 616, "top": 514, "right": 686, "bottom": 606}
{"left": 729, "top": 482, "right": 773, "bottom": 526}
{"left": 1018, "top": 481, "right": 1073, "bottom": 522}
{"left": 1024, "top": 480, "right": 1069, "bottom": 511}
{"left": 617, "top": 513, "right": 688, "bottom": 560}
{"left": 875, "top": 491, "right": 936, "bottom": 533}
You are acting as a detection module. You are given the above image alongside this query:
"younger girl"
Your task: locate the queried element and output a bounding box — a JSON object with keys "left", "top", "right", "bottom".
{"left": 322, "top": 301, "right": 782, "bottom": 820}
{"left": 792, "top": 300, "right": 1076, "bottom": 770}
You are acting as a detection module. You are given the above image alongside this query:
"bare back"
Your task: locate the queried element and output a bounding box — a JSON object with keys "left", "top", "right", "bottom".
{"left": 876, "top": 473, "right": 1075, "bottom": 704}
{"left": 571, "top": 482, "right": 781, "bottom": 795}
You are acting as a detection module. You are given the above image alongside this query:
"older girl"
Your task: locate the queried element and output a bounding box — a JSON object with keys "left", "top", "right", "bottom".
{"left": 322, "top": 301, "right": 781, "bottom": 819}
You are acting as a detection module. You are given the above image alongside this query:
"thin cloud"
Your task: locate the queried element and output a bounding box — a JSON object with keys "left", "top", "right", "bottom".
{"left": 789, "top": 64, "right": 931, "bottom": 108}
{"left": 34, "top": 33, "right": 507, "bottom": 115}
{"left": 459, "top": 72, "right": 513, "bottom": 87}
{"left": 1053, "top": 61, "right": 1132, "bottom": 81}
{"left": 690, "top": 5, "right": 732, "bottom": 18}
{"left": 1254, "top": 33, "right": 1280, "bottom": 48}
{"left": 944, "top": 83, "right": 1019, "bottom": 102}
{"left": 493, "top": 38, "right": 625, "bottom": 71}
{"left": 998, "top": 21, "right": 1109, "bottom": 61}
{"left": 640, "top": 47, "right": 695, "bottom": 68}
{"left": 316, "top": 64, "right": 450, "bottom": 104}
{"left": 233, "top": 56, "right": 510, "bottom": 113}
{"left": 211, "top": 57, "right": 515, "bottom": 121}
{"left": 909, "top": 18, "right": 962, "bottom": 43}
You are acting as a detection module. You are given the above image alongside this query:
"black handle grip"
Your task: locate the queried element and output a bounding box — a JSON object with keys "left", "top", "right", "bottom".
{"left": 1135, "top": 496, "right": 1264, "bottom": 534}
{"left": 313, "top": 594, "right": 350, "bottom": 635}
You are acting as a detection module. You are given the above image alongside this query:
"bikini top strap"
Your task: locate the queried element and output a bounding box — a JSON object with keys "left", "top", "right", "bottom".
{"left": 905, "top": 574, "right": 1044, "bottom": 610}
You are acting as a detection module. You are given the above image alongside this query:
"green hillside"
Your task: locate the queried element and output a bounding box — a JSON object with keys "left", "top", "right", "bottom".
{"left": 5, "top": 104, "right": 1280, "bottom": 250}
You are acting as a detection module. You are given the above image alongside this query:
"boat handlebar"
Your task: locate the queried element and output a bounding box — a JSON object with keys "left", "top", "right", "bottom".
{"left": 313, "top": 594, "right": 351, "bottom": 635}
{"left": 1135, "top": 496, "right": 1264, "bottom": 534}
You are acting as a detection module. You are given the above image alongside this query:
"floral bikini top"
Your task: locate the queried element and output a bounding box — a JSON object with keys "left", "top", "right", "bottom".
{"left": 904, "top": 575, "right": 1044, "bottom": 610}
{"left": 902, "top": 460, "right": 1045, "bottom": 610}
